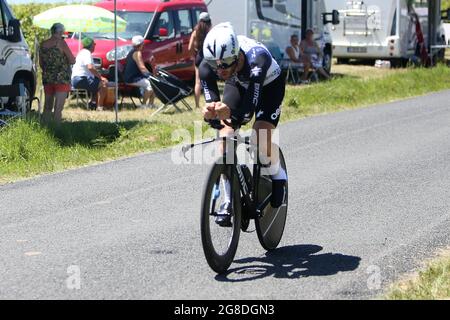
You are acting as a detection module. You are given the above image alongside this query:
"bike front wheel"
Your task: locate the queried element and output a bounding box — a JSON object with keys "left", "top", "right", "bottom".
{"left": 255, "top": 149, "right": 288, "bottom": 250}
{"left": 201, "top": 160, "right": 241, "bottom": 274}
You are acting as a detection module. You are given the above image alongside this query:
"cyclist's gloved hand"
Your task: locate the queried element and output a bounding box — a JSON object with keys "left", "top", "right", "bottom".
{"left": 230, "top": 114, "right": 248, "bottom": 129}
{"left": 205, "top": 118, "right": 224, "bottom": 130}
{"left": 143, "top": 72, "right": 151, "bottom": 78}
{"left": 230, "top": 116, "right": 242, "bottom": 127}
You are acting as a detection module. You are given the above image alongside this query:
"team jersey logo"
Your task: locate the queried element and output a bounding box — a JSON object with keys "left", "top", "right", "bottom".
{"left": 251, "top": 66, "right": 262, "bottom": 77}
{"left": 201, "top": 80, "right": 212, "bottom": 101}
{"left": 252, "top": 83, "right": 261, "bottom": 106}
{"left": 271, "top": 107, "right": 281, "bottom": 120}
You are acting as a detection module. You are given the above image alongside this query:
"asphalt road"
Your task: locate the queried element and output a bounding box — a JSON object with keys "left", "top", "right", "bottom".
{"left": 1, "top": 90, "right": 450, "bottom": 300}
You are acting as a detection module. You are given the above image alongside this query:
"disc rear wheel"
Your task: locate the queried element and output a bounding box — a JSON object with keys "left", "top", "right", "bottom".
{"left": 255, "top": 149, "right": 288, "bottom": 250}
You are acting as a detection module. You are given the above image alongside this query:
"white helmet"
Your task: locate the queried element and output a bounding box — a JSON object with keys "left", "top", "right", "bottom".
{"left": 203, "top": 22, "right": 240, "bottom": 68}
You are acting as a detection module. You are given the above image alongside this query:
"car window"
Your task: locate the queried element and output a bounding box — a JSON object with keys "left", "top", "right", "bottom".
{"left": 0, "top": 1, "right": 6, "bottom": 38}
{"left": 153, "top": 11, "right": 175, "bottom": 40}
{"left": 177, "top": 10, "right": 192, "bottom": 35}
{"left": 192, "top": 9, "right": 203, "bottom": 26}
{"left": 1, "top": 1, "right": 12, "bottom": 24}
{"left": 81, "top": 11, "right": 154, "bottom": 41}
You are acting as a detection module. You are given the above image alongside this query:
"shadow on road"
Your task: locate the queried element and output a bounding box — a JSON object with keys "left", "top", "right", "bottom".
{"left": 215, "top": 244, "right": 361, "bottom": 282}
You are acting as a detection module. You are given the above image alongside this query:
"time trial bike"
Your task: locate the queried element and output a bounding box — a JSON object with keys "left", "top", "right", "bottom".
{"left": 183, "top": 119, "right": 288, "bottom": 274}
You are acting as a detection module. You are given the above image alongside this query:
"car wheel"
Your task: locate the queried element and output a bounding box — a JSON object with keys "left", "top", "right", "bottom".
{"left": 8, "top": 77, "right": 32, "bottom": 113}
{"left": 323, "top": 51, "right": 332, "bottom": 75}
{"left": 320, "top": 51, "right": 332, "bottom": 80}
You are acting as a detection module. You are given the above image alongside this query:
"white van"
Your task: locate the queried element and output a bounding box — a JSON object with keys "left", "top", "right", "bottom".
{"left": 324, "top": 0, "right": 446, "bottom": 66}
{"left": 0, "top": 0, "right": 36, "bottom": 108}
{"left": 207, "top": 0, "right": 339, "bottom": 74}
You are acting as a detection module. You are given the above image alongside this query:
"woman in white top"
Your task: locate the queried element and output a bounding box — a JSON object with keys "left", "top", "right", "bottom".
{"left": 285, "top": 34, "right": 302, "bottom": 84}
{"left": 285, "top": 34, "right": 301, "bottom": 63}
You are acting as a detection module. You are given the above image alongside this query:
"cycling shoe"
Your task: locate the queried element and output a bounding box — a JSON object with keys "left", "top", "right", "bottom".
{"left": 215, "top": 202, "right": 232, "bottom": 227}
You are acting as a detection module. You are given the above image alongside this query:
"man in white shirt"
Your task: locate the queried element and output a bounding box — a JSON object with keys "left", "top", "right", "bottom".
{"left": 71, "top": 37, "right": 108, "bottom": 110}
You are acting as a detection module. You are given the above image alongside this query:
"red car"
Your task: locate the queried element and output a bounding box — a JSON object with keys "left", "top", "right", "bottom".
{"left": 66, "top": 0, "right": 207, "bottom": 82}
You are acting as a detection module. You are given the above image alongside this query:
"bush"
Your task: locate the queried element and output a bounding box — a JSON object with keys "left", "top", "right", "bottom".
{"left": 444, "top": 0, "right": 450, "bottom": 10}
{"left": 11, "top": 2, "right": 96, "bottom": 56}
{"left": 11, "top": 3, "right": 64, "bottom": 56}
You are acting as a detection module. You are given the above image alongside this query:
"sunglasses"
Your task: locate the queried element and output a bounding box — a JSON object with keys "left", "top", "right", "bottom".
{"left": 206, "top": 56, "right": 238, "bottom": 70}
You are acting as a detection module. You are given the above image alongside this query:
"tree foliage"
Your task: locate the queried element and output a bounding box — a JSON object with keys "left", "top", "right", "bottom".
{"left": 443, "top": 0, "right": 450, "bottom": 10}
{"left": 11, "top": 3, "right": 64, "bottom": 55}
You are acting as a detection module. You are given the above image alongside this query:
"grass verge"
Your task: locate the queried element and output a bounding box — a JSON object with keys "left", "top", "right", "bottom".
{"left": 385, "top": 249, "right": 450, "bottom": 300}
{"left": 1, "top": 64, "right": 450, "bottom": 184}
{"left": 282, "top": 64, "right": 450, "bottom": 121}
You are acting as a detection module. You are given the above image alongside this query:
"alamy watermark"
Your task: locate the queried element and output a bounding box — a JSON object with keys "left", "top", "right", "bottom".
{"left": 66, "top": 265, "right": 81, "bottom": 290}
{"left": 366, "top": 265, "right": 382, "bottom": 291}
{"left": 170, "top": 121, "right": 281, "bottom": 175}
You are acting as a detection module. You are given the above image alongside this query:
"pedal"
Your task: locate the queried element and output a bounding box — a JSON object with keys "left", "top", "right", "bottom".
{"left": 215, "top": 214, "right": 232, "bottom": 227}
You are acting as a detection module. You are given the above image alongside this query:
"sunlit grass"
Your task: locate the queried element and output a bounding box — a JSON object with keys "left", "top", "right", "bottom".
{"left": 386, "top": 249, "right": 450, "bottom": 300}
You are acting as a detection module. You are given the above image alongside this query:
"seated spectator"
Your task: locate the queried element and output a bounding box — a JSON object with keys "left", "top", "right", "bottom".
{"left": 285, "top": 34, "right": 303, "bottom": 84}
{"left": 286, "top": 34, "right": 301, "bottom": 63}
{"left": 299, "top": 29, "right": 330, "bottom": 82}
{"left": 71, "top": 37, "right": 108, "bottom": 110}
{"left": 39, "top": 23, "right": 75, "bottom": 123}
{"left": 123, "top": 35, "right": 155, "bottom": 109}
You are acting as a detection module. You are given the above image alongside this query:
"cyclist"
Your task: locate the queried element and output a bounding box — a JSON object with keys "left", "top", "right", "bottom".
{"left": 199, "top": 22, "right": 287, "bottom": 226}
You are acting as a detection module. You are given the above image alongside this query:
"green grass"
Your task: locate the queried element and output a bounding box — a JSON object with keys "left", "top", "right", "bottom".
{"left": 385, "top": 252, "right": 450, "bottom": 300}
{"left": 443, "top": 0, "right": 450, "bottom": 10}
{"left": 1, "top": 65, "right": 450, "bottom": 183}
{"left": 0, "top": 119, "right": 187, "bottom": 183}
{"left": 282, "top": 65, "right": 450, "bottom": 121}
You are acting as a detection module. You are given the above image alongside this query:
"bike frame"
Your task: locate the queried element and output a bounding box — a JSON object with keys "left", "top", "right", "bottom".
{"left": 183, "top": 131, "right": 271, "bottom": 220}
{"left": 230, "top": 136, "right": 271, "bottom": 219}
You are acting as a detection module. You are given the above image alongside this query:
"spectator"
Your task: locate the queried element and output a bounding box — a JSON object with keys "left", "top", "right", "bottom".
{"left": 285, "top": 34, "right": 302, "bottom": 84}
{"left": 299, "top": 29, "right": 330, "bottom": 82}
{"left": 39, "top": 23, "right": 75, "bottom": 123}
{"left": 188, "top": 12, "right": 212, "bottom": 109}
{"left": 411, "top": 12, "right": 430, "bottom": 66}
{"left": 71, "top": 37, "right": 108, "bottom": 110}
{"left": 286, "top": 34, "right": 301, "bottom": 63}
{"left": 123, "top": 35, "right": 156, "bottom": 109}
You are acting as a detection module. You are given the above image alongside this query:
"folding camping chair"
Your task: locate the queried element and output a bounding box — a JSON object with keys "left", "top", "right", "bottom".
{"left": 148, "top": 69, "right": 193, "bottom": 118}
{"left": 0, "top": 83, "right": 39, "bottom": 128}
{"left": 279, "top": 59, "right": 303, "bottom": 84}
{"left": 156, "top": 68, "right": 193, "bottom": 96}
{"left": 280, "top": 59, "right": 321, "bottom": 85}
{"left": 68, "top": 87, "right": 90, "bottom": 109}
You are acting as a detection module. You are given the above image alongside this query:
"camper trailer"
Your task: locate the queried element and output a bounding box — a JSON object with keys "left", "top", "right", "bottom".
{"left": 206, "top": 0, "right": 339, "bottom": 73}
{"left": 0, "top": 0, "right": 36, "bottom": 106}
{"left": 324, "top": 0, "right": 446, "bottom": 65}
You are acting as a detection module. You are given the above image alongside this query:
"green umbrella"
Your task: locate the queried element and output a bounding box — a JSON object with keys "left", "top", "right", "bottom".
{"left": 32, "top": 4, "right": 127, "bottom": 33}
